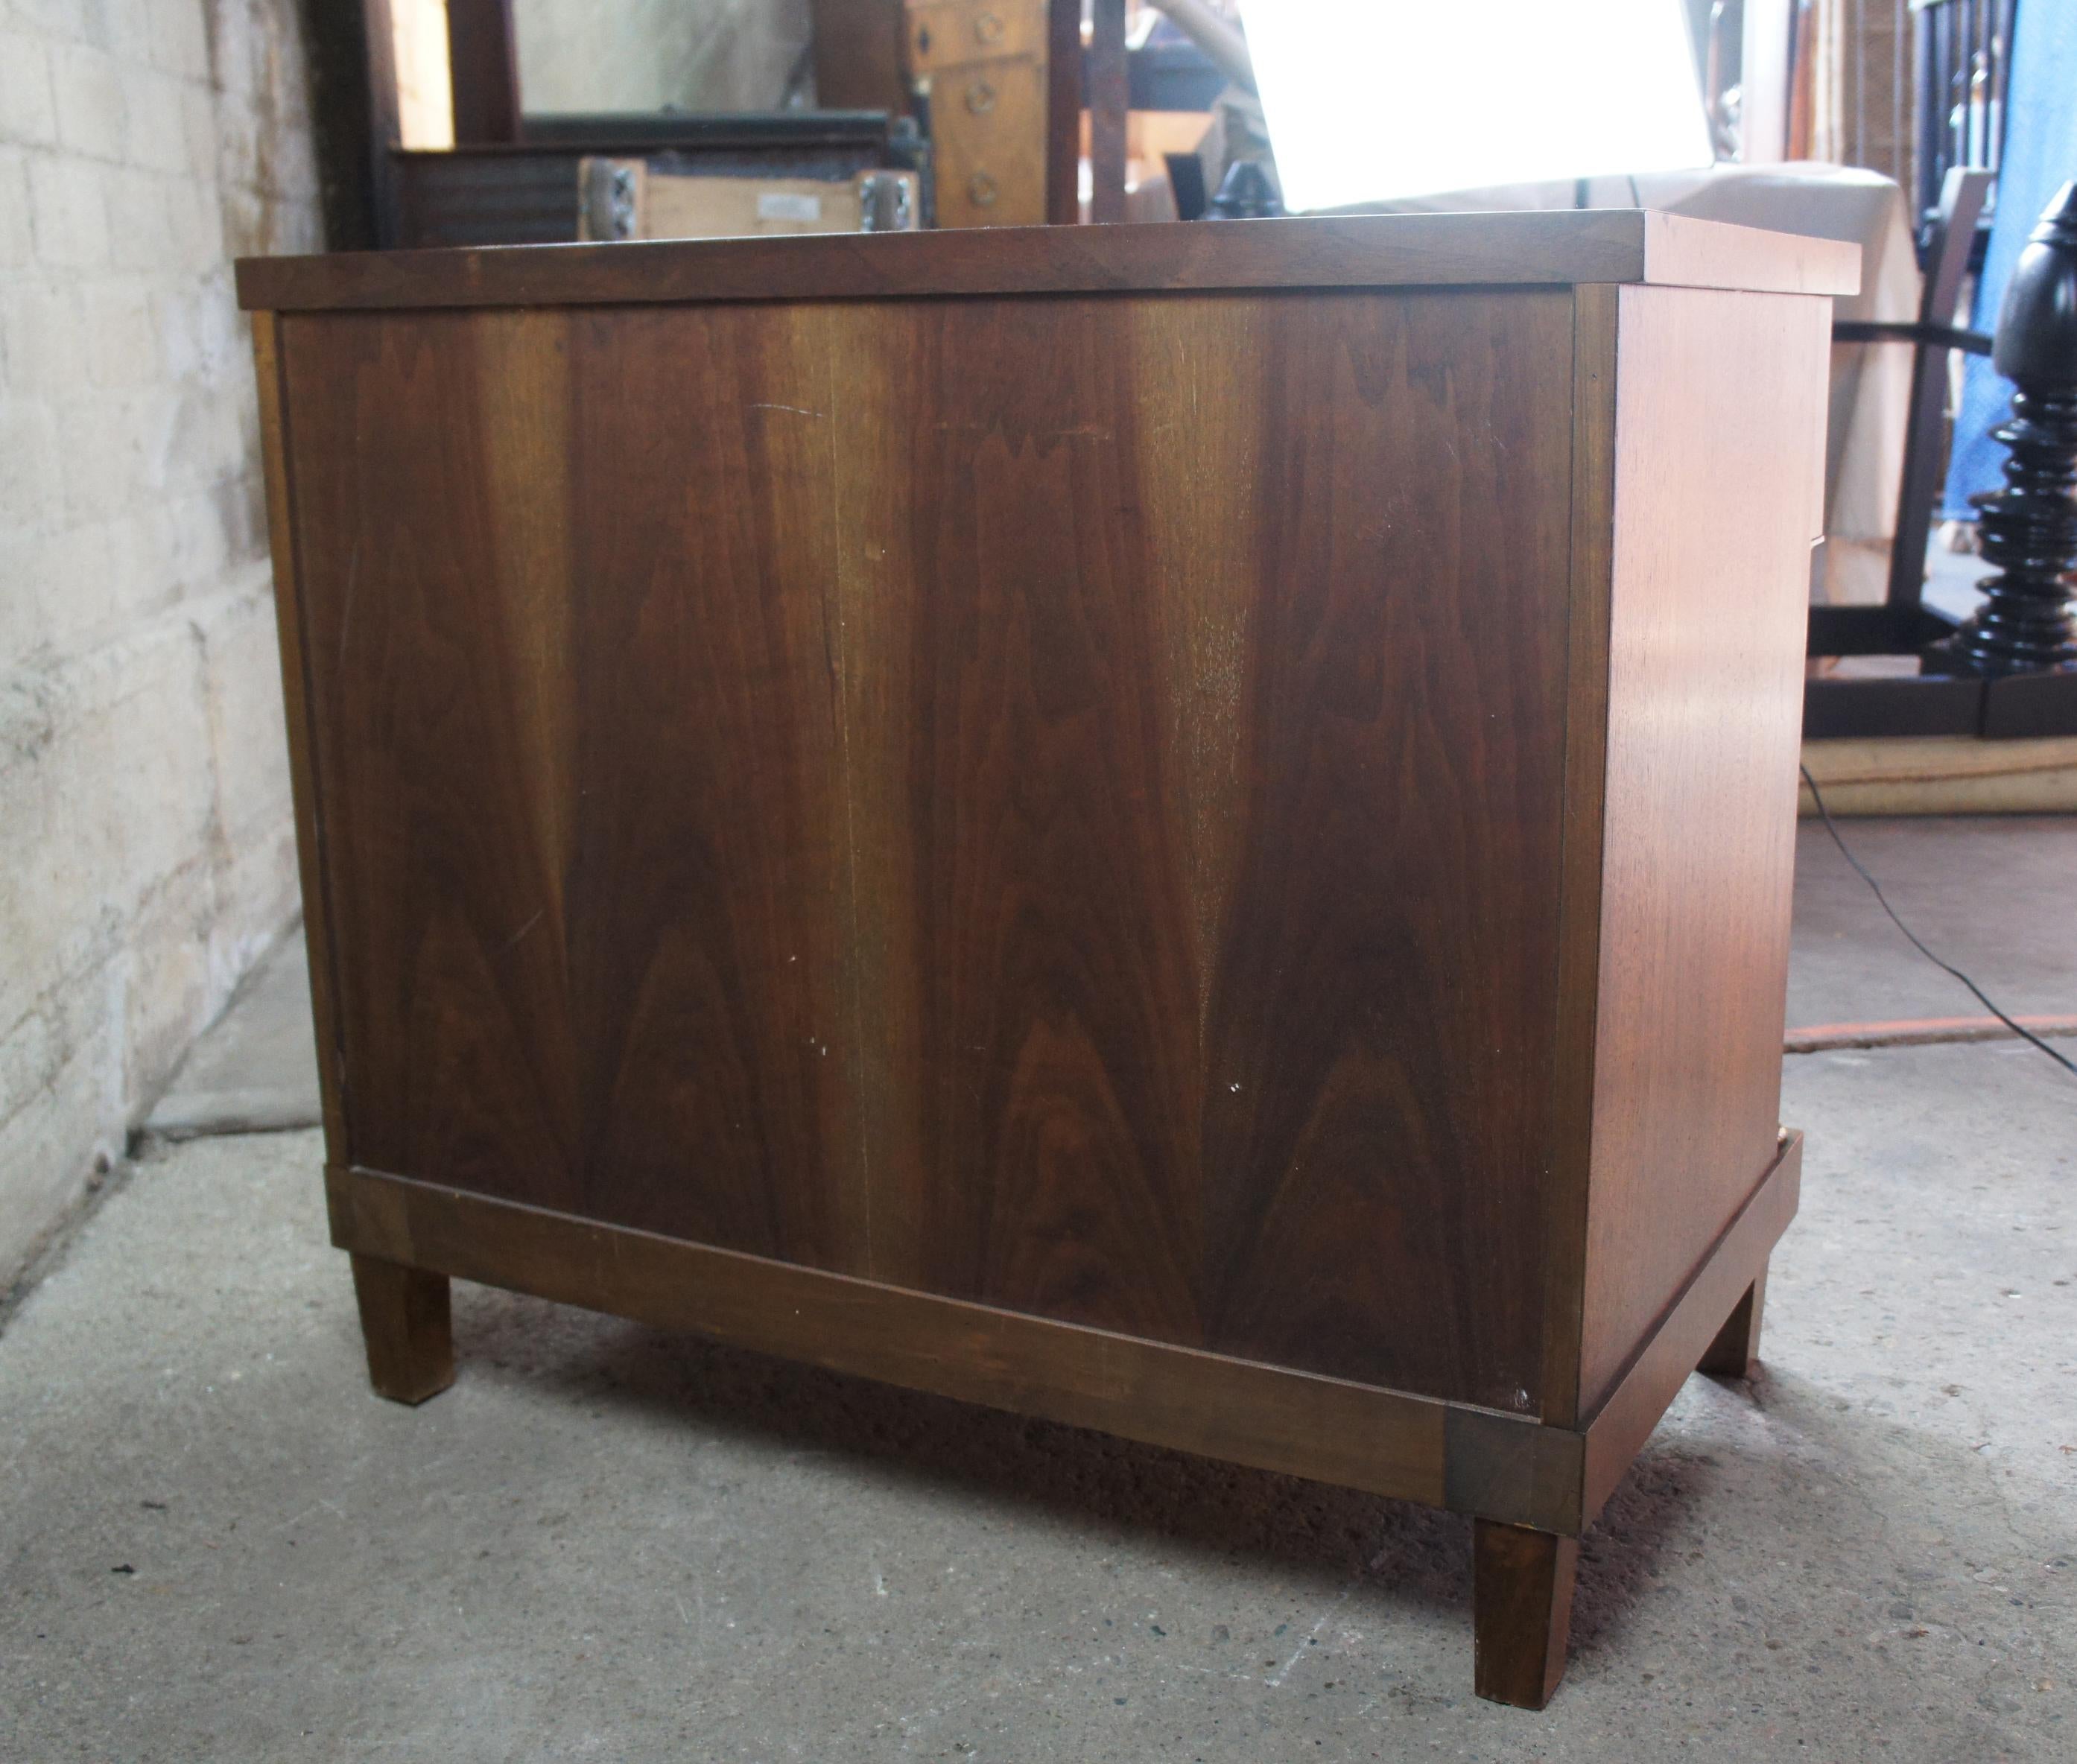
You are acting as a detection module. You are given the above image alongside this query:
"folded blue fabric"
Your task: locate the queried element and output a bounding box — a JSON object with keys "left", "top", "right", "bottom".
{"left": 1941, "top": 0, "right": 2077, "bottom": 521}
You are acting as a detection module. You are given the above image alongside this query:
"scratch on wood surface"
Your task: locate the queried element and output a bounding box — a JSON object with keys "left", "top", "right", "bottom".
{"left": 337, "top": 538, "right": 361, "bottom": 653}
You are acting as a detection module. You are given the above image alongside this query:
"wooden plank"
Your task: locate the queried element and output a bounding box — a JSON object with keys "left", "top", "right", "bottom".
{"left": 1785, "top": 1014, "right": 2077, "bottom": 1054}
{"left": 811, "top": 0, "right": 910, "bottom": 113}
{"left": 1576, "top": 285, "right": 1830, "bottom": 1415}
{"left": 445, "top": 0, "right": 520, "bottom": 146}
{"left": 250, "top": 311, "right": 351, "bottom": 1160}
{"left": 1183, "top": 287, "right": 1574, "bottom": 1403}
{"left": 1087, "top": 0, "right": 1128, "bottom": 223}
{"left": 921, "top": 48, "right": 1050, "bottom": 228}
{"left": 301, "top": 0, "right": 397, "bottom": 249}
{"left": 328, "top": 1159, "right": 1565, "bottom": 1525}
{"left": 1044, "top": 0, "right": 1080, "bottom": 224}
{"left": 235, "top": 209, "right": 1859, "bottom": 313}
{"left": 1798, "top": 734, "right": 2077, "bottom": 816}
{"left": 824, "top": 288, "right": 1576, "bottom": 1403}
{"left": 1581, "top": 1131, "right": 1802, "bottom": 1520}
{"left": 907, "top": 0, "right": 1048, "bottom": 71}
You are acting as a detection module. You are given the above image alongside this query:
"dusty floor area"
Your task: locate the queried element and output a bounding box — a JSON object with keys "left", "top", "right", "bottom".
{"left": 3, "top": 818, "right": 2073, "bottom": 1761}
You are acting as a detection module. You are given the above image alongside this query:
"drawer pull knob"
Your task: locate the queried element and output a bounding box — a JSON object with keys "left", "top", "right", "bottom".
{"left": 974, "top": 11, "right": 1004, "bottom": 43}
{"left": 968, "top": 171, "right": 999, "bottom": 207}
{"left": 965, "top": 79, "right": 996, "bottom": 114}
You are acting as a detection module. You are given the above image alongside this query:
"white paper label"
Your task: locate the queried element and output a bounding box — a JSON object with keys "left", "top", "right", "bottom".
{"left": 757, "top": 192, "right": 824, "bottom": 222}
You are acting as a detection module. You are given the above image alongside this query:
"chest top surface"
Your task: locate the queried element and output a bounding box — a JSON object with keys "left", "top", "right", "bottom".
{"left": 235, "top": 209, "right": 1859, "bottom": 314}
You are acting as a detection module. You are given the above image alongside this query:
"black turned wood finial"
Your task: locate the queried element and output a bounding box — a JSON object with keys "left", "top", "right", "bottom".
{"left": 1208, "top": 160, "right": 1285, "bottom": 220}
{"left": 1933, "top": 181, "right": 2077, "bottom": 676}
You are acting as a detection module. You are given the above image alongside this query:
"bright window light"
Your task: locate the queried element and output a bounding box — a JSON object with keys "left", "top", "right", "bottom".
{"left": 1240, "top": 0, "right": 1716, "bottom": 213}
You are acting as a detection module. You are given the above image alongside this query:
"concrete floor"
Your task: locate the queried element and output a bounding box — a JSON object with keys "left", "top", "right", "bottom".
{"left": 1787, "top": 816, "right": 2077, "bottom": 1030}
{"left": 4, "top": 819, "right": 2073, "bottom": 1761}
{"left": 139, "top": 929, "right": 320, "bottom": 1142}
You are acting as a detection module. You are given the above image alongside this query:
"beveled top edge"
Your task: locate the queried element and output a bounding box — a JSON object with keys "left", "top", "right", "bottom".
{"left": 236, "top": 209, "right": 1859, "bottom": 313}
{"left": 1639, "top": 209, "right": 1859, "bottom": 299}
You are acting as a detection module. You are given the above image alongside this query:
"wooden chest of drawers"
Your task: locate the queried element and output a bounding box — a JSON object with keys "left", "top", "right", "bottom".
{"left": 237, "top": 211, "right": 1854, "bottom": 1707}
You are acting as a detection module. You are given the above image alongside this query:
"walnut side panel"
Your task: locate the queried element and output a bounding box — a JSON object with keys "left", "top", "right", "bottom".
{"left": 1582, "top": 1131, "right": 1801, "bottom": 1519}
{"left": 1576, "top": 286, "right": 1830, "bottom": 1412}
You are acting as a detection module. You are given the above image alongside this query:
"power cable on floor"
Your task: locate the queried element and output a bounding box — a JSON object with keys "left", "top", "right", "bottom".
{"left": 1801, "top": 764, "right": 2077, "bottom": 1080}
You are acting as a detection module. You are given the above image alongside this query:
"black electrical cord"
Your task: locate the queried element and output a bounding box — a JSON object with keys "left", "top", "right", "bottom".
{"left": 1801, "top": 764, "right": 2077, "bottom": 1079}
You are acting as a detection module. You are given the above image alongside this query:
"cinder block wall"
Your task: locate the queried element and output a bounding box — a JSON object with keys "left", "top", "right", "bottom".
{"left": 0, "top": 0, "right": 320, "bottom": 1285}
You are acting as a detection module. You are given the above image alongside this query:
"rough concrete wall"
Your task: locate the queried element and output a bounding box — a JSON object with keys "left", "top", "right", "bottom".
{"left": 514, "top": 0, "right": 813, "bottom": 114}
{"left": 0, "top": 0, "right": 318, "bottom": 1286}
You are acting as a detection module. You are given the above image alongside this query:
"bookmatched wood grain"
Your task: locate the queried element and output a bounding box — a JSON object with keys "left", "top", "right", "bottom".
{"left": 825, "top": 294, "right": 1212, "bottom": 1342}
{"left": 235, "top": 209, "right": 1859, "bottom": 314}
{"left": 279, "top": 305, "right": 870, "bottom": 1269}
{"left": 282, "top": 309, "right": 583, "bottom": 1213}
{"left": 562, "top": 305, "right": 869, "bottom": 1261}
{"left": 831, "top": 288, "right": 1576, "bottom": 1402}
{"left": 1190, "top": 288, "right": 1573, "bottom": 1403}
{"left": 276, "top": 286, "right": 1579, "bottom": 1408}
{"left": 267, "top": 279, "right": 1826, "bottom": 1418}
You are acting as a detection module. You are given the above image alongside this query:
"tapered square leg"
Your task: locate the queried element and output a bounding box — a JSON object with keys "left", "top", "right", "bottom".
{"left": 1473, "top": 1519, "right": 1579, "bottom": 1709}
{"left": 349, "top": 1254, "right": 454, "bottom": 1404}
{"left": 1699, "top": 1269, "right": 1767, "bottom": 1379}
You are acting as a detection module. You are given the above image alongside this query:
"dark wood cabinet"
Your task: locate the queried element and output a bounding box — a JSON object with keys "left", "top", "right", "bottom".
{"left": 238, "top": 209, "right": 1854, "bottom": 1707}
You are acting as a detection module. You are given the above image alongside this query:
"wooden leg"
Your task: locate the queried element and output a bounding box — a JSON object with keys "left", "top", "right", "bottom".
{"left": 349, "top": 1254, "right": 455, "bottom": 1404}
{"left": 1699, "top": 1269, "right": 1767, "bottom": 1380}
{"left": 1473, "top": 1518, "right": 1578, "bottom": 1709}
